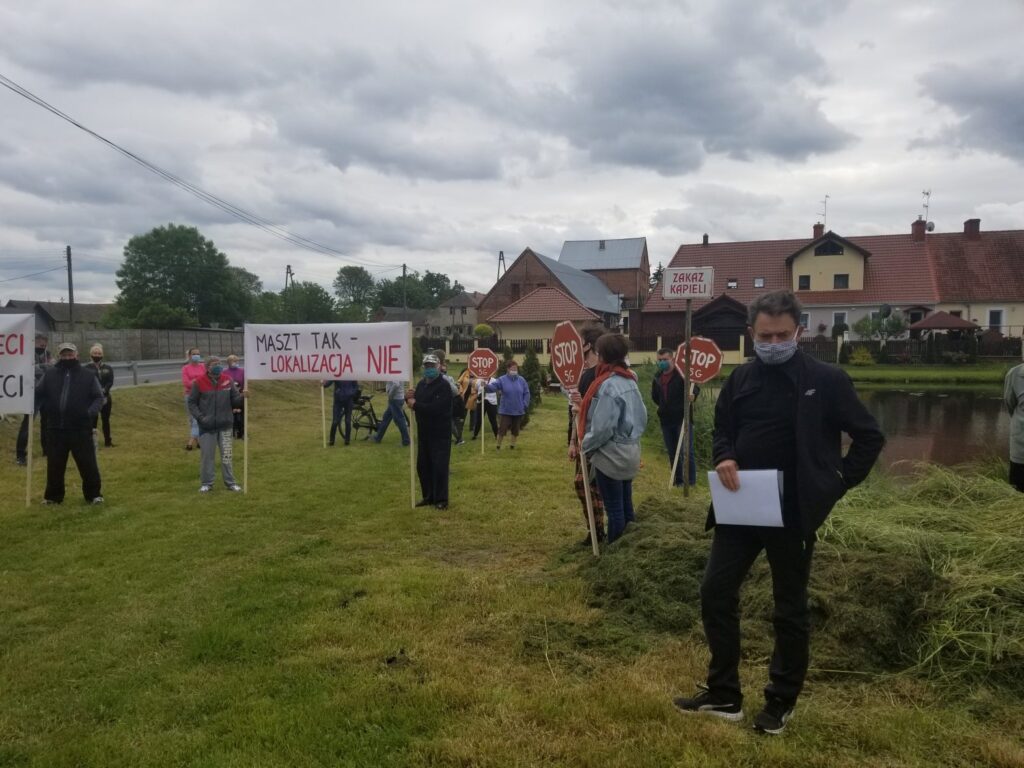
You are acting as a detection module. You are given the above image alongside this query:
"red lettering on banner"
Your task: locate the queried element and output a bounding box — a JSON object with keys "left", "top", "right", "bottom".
{"left": 0, "top": 334, "right": 25, "bottom": 355}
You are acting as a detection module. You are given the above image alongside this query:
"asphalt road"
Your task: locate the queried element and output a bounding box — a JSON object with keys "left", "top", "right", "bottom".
{"left": 109, "top": 361, "right": 190, "bottom": 390}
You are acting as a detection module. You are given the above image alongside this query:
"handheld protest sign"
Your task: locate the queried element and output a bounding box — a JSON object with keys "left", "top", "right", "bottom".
{"left": 467, "top": 348, "right": 499, "bottom": 381}
{"left": 674, "top": 336, "right": 723, "bottom": 384}
{"left": 671, "top": 336, "right": 724, "bottom": 493}
{"left": 551, "top": 321, "right": 585, "bottom": 392}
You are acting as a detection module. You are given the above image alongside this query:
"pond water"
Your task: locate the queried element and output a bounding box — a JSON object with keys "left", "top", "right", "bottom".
{"left": 857, "top": 388, "right": 1010, "bottom": 470}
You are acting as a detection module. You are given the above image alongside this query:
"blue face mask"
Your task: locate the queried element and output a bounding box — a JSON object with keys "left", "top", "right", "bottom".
{"left": 210, "top": 365, "right": 224, "bottom": 377}
{"left": 191, "top": 354, "right": 202, "bottom": 363}
{"left": 754, "top": 338, "right": 799, "bottom": 365}
{"left": 656, "top": 359, "right": 670, "bottom": 372}
{"left": 424, "top": 367, "right": 440, "bottom": 379}
{"left": 508, "top": 370, "right": 518, "bottom": 378}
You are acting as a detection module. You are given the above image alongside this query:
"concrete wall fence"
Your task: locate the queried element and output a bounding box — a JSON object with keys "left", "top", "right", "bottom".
{"left": 46, "top": 328, "right": 244, "bottom": 362}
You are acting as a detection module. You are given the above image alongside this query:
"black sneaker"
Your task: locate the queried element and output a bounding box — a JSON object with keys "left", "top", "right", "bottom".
{"left": 415, "top": 499, "right": 434, "bottom": 507}
{"left": 15, "top": 457, "right": 27, "bottom": 466}
{"left": 753, "top": 698, "right": 794, "bottom": 735}
{"left": 673, "top": 686, "right": 743, "bottom": 722}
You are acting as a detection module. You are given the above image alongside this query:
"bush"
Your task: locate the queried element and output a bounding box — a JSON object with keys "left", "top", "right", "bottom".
{"left": 849, "top": 346, "right": 875, "bottom": 366}
{"left": 521, "top": 345, "right": 542, "bottom": 413}
{"left": 473, "top": 323, "right": 494, "bottom": 338}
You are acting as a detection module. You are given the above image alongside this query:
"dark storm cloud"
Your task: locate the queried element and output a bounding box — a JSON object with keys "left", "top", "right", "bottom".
{"left": 915, "top": 61, "right": 1024, "bottom": 163}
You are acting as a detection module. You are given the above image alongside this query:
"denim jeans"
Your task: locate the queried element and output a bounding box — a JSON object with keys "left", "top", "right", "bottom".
{"left": 375, "top": 399, "right": 410, "bottom": 445}
{"left": 660, "top": 419, "right": 697, "bottom": 486}
{"left": 594, "top": 469, "right": 635, "bottom": 543}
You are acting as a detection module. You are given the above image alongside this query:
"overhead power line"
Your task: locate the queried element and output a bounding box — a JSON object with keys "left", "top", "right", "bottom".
{"left": 0, "top": 73, "right": 397, "bottom": 271}
{"left": 0, "top": 265, "right": 66, "bottom": 283}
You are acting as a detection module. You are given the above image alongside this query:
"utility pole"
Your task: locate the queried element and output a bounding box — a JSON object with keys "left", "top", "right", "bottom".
{"left": 66, "top": 245, "right": 74, "bottom": 327}
{"left": 402, "top": 263, "right": 407, "bottom": 321}
{"left": 284, "top": 264, "right": 294, "bottom": 290}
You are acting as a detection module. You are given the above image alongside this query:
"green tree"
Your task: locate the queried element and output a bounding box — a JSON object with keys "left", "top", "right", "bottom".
{"left": 333, "top": 266, "right": 376, "bottom": 320}
{"left": 250, "top": 291, "right": 284, "bottom": 323}
{"left": 376, "top": 271, "right": 433, "bottom": 309}
{"left": 115, "top": 223, "right": 236, "bottom": 327}
{"left": 281, "top": 281, "right": 337, "bottom": 323}
{"left": 497, "top": 344, "right": 515, "bottom": 376}
{"left": 226, "top": 266, "right": 263, "bottom": 325}
{"left": 473, "top": 323, "right": 494, "bottom": 338}
{"left": 650, "top": 261, "right": 664, "bottom": 291}
{"left": 521, "top": 345, "right": 542, "bottom": 414}
{"left": 422, "top": 270, "right": 465, "bottom": 305}
{"left": 852, "top": 312, "right": 909, "bottom": 341}
{"left": 133, "top": 301, "right": 194, "bottom": 329}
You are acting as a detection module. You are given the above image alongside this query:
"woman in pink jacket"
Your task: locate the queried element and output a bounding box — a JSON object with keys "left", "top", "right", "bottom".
{"left": 181, "top": 347, "right": 206, "bottom": 450}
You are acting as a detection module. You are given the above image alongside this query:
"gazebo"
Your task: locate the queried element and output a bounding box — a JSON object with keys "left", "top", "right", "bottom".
{"left": 908, "top": 311, "right": 980, "bottom": 332}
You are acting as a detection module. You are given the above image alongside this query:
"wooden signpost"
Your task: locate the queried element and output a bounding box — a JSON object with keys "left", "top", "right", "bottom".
{"left": 670, "top": 335, "right": 724, "bottom": 494}
{"left": 467, "top": 348, "right": 499, "bottom": 455}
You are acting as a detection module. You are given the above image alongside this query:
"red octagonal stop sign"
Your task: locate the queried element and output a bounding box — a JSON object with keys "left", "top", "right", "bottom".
{"left": 674, "top": 336, "right": 724, "bottom": 384}
{"left": 467, "top": 348, "right": 499, "bottom": 381}
{"left": 550, "top": 321, "right": 585, "bottom": 391}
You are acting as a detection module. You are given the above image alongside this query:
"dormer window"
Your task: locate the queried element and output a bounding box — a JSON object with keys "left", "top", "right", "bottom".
{"left": 727, "top": 278, "right": 738, "bottom": 289}
{"left": 834, "top": 274, "right": 849, "bottom": 290}
{"left": 815, "top": 241, "right": 845, "bottom": 256}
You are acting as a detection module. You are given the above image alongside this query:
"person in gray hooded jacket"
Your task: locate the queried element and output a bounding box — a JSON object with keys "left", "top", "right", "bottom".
{"left": 578, "top": 333, "right": 647, "bottom": 543}
{"left": 188, "top": 355, "right": 246, "bottom": 493}
{"left": 1004, "top": 362, "right": 1024, "bottom": 491}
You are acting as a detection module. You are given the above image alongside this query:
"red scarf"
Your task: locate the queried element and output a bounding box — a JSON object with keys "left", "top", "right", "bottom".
{"left": 577, "top": 362, "right": 637, "bottom": 441}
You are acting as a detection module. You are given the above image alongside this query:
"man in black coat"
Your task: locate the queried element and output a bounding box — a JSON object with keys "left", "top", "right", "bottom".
{"left": 36, "top": 342, "right": 106, "bottom": 505}
{"left": 674, "top": 290, "right": 884, "bottom": 735}
{"left": 88, "top": 343, "right": 115, "bottom": 447}
{"left": 650, "top": 347, "right": 699, "bottom": 486}
{"left": 406, "top": 354, "right": 453, "bottom": 510}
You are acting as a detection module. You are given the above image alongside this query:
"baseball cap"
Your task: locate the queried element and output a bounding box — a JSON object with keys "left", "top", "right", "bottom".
{"left": 422, "top": 354, "right": 440, "bottom": 365}
{"left": 58, "top": 342, "right": 78, "bottom": 353}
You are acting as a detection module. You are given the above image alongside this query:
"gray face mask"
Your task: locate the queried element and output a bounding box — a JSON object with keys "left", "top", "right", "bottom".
{"left": 754, "top": 338, "right": 799, "bottom": 365}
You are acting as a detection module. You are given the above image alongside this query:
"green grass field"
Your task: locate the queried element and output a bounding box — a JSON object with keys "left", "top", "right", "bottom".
{"left": 0, "top": 379, "right": 1021, "bottom": 767}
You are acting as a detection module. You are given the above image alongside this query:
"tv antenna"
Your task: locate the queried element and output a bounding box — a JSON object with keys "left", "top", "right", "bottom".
{"left": 818, "top": 194, "right": 830, "bottom": 230}
{"left": 496, "top": 250, "right": 506, "bottom": 281}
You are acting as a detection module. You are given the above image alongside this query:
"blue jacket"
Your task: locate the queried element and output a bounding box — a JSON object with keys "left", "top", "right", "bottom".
{"left": 581, "top": 373, "right": 648, "bottom": 481}
{"left": 325, "top": 380, "right": 360, "bottom": 400}
{"left": 486, "top": 374, "right": 530, "bottom": 416}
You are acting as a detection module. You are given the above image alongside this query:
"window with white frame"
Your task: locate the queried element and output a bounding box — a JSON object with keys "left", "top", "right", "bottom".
{"left": 799, "top": 312, "right": 810, "bottom": 330}
{"left": 989, "top": 309, "right": 1004, "bottom": 330}
{"left": 833, "top": 311, "right": 847, "bottom": 329}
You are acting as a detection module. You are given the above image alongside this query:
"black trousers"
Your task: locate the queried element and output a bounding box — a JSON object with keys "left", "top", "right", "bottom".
{"left": 91, "top": 395, "right": 113, "bottom": 445}
{"left": 330, "top": 398, "right": 354, "bottom": 444}
{"left": 416, "top": 431, "right": 451, "bottom": 504}
{"left": 45, "top": 429, "right": 102, "bottom": 503}
{"left": 472, "top": 401, "right": 498, "bottom": 438}
{"left": 233, "top": 405, "right": 245, "bottom": 439}
{"left": 700, "top": 524, "right": 814, "bottom": 706}
{"left": 1010, "top": 461, "right": 1024, "bottom": 492}
{"left": 16, "top": 412, "right": 49, "bottom": 460}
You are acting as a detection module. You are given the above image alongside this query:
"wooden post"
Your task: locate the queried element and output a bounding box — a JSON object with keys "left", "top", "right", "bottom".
{"left": 575, "top": 413, "right": 600, "bottom": 557}
{"left": 480, "top": 385, "right": 486, "bottom": 455}
{"left": 410, "top": 324, "right": 417, "bottom": 509}
{"left": 320, "top": 384, "right": 327, "bottom": 448}
{"left": 243, "top": 385, "right": 249, "bottom": 494}
{"left": 669, "top": 382, "right": 695, "bottom": 489}
{"left": 25, "top": 411, "right": 33, "bottom": 507}
{"left": 682, "top": 298, "right": 693, "bottom": 498}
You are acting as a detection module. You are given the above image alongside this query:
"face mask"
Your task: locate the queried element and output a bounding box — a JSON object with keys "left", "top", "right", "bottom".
{"left": 229, "top": 363, "right": 238, "bottom": 369}
{"left": 91, "top": 356, "right": 102, "bottom": 364}
{"left": 508, "top": 370, "right": 518, "bottom": 378}
{"left": 58, "top": 358, "right": 76, "bottom": 368}
{"left": 35, "top": 346, "right": 46, "bottom": 355}
{"left": 210, "top": 365, "right": 224, "bottom": 377}
{"left": 191, "top": 355, "right": 202, "bottom": 363}
{"left": 656, "top": 359, "right": 670, "bottom": 372}
{"left": 754, "top": 338, "right": 799, "bottom": 365}
{"left": 424, "top": 368, "right": 440, "bottom": 380}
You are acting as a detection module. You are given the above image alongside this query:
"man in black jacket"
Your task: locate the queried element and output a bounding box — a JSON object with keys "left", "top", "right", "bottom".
{"left": 651, "top": 347, "right": 699, "bottom": 486}
{"left": 675, "top": 290, "right": 884, "bottom": 735}
{"left": 88, "top": 343, "right": 115, "bottom": 447}
{"left": 36, "top": 342, "right": 106, "bottom": 504}
{"left": 407, "top": 354, "right": 453, "bottom": 510}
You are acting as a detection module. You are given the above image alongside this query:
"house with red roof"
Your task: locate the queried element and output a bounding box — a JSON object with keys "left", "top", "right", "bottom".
{"left": 640, "top": 218, "right": 1024, "bottom": 339}
{"left": 485, "top": 287, "right": 600, "bottom": 341}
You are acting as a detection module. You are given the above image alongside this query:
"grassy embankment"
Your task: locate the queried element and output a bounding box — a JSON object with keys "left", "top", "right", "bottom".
{"left": 0, "top": 376, "right": 1021, "bottom": 767}
{"left": 712, "top": 362, "right": 1015, "bottom": 387}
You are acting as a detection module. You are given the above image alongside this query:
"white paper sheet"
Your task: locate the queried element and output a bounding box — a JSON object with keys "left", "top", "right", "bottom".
{"left": 707, "top": 470, "right": 785, "bottom": 527}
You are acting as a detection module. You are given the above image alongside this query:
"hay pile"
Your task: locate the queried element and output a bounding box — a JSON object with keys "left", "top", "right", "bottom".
{"left": 579, "top": 464, "right": 1024, "bottom": 691}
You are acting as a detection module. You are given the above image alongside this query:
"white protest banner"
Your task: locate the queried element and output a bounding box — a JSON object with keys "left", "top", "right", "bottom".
{"left": 662, "top": 267, "right": 715, "bottom": 300}
{"left": 0, "top": 314, "right": 35, "bottom": 415}
{"left": 244, "top": 322, "right": 412, "bottom": 382}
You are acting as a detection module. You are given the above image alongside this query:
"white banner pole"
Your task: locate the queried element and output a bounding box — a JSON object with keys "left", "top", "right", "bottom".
{"left": 480, "top": 384, "right": 485, "bottom": 455}
{"left": 25, "top": 411, "right": 33, "bottom": 508}
{"left": 682, "top": 299, "right": 693, "bottom": 498}
{"left": 243, "top": 385, "right": 249, "bottom": 494}
{"left": 409, "top": 326, "right": 416, "bottom": 509}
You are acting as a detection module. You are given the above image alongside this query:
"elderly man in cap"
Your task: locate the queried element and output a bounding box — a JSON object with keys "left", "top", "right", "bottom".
{"left": 406, "top": 353, "right": 454, "bottom": 509}
{"left": 15, "top": 332, "right": 52, "bottom": 466}
{"left": 36, "top": 342, "right": 106, "bottom": 504}
{"left": 88, "top": 343, "right": 115, "bottom": 447}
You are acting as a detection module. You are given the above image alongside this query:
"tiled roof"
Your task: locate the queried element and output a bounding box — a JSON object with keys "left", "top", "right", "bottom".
{"left": 533, "top": 252, "right": 621, "bottom": 314}
{"left": 646, "top": 227, "right": 1024, "bottom": 315}
{"left": 559, "top": 237, "right": 647, "bottom": 270}
{"left": 487, "top": 287, "right": 599, "bottom": 323}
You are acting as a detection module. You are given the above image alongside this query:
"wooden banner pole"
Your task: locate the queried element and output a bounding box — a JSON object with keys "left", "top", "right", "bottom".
{"left": 320, "top": 384, "right": 327, "bottom": 448}
{"left": 243, "top": 385, "right": 249, "bottom": 494}
{"left": 409, "top": 325, "right": 416, "bottom": 509}
{"left": 574, "top": 413, "right": 600, "bottom": 557}
{"left": 480, "top": 383, "right": 486, "bottom": 455}
{"left": 682, "top": 298, "right": 693, "bottom": 498}
{"left": 25, "top": 411, "right": 33, "bottom": 508}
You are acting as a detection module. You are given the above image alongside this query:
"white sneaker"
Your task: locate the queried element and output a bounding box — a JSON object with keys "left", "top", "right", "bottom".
{"left": 227, "top": 484, "right": 242, "bottom": 492}
{"left": 199, "top": 484, "right": 212, "bottom": 493}
{"left": 91, "top": 496, "right": 104, "bottom": 504}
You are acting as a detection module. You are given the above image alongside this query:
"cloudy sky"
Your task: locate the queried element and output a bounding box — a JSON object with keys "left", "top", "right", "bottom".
{"left": 1, "top": 0, "right": 1022, "bottom": 304}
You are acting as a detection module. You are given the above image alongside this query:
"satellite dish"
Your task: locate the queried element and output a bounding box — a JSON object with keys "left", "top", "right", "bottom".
{"left": 926, "top": 221, "right": 935, "bottom": 232}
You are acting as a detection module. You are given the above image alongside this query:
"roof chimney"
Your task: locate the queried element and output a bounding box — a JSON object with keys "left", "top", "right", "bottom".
{"left": 911, "top": 216, "right": 926, "bottom": 243}
{"left": 702, "top": 233, "right": 709, "bottom": 246}
{"left": 813, "top": 222, "right": 824, "bottom": 239}
{"left": 963, "top": 218, "right": 981, "bottom": 241}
